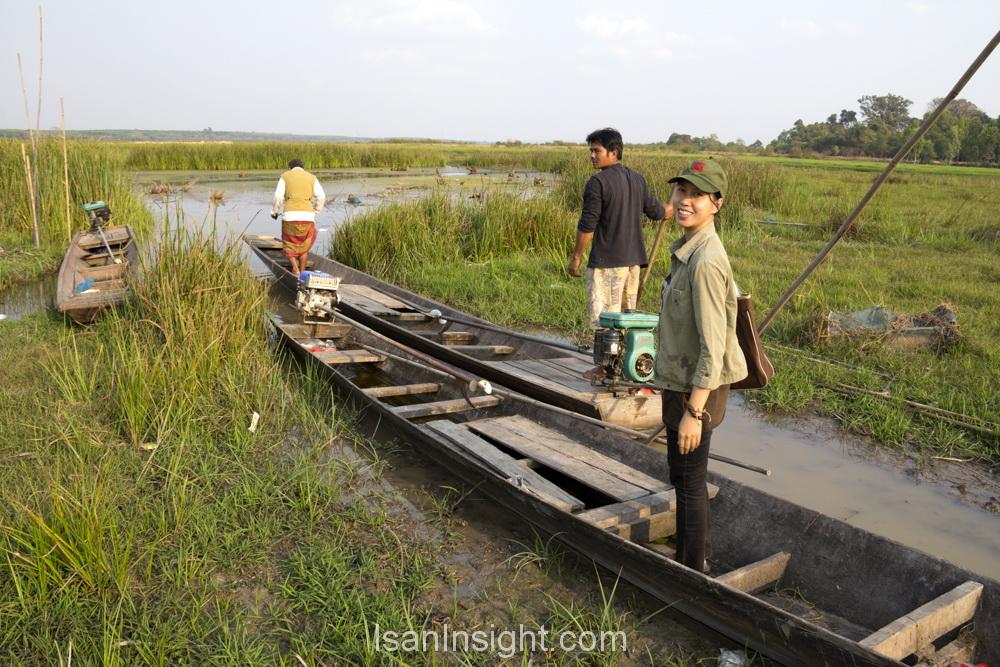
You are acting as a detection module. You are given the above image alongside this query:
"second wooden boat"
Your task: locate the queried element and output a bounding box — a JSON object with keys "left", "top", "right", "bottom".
{"left": 56, "top": 224, "right": 137, "bottom": 324}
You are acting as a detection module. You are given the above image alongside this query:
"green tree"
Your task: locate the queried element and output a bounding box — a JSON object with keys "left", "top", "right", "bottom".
{"left": 858, "top": 93, "right": 913, "bottom": 133}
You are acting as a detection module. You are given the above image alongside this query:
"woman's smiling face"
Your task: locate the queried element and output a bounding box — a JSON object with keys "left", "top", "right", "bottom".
{"left": 670, "top": 179, "right": 721, "bottom": 236}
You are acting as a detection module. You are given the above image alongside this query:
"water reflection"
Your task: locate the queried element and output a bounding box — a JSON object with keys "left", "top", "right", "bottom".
{"left": 0, "top": 274, "right": 56, "bottom": 320}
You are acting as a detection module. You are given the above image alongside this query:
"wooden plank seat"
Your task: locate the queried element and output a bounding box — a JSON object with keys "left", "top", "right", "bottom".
{"left": 716, "top": 552, "right": 791, "bottom": 593}
{"left": 278, "top": 322, "right": 352, "bottom": 340}
{"left": 468, "top": 415, "right": 671, "bottom": 502}
{"left": 425, "top": 420, "right": 583, "bottom": 512}
{"left": 392, "top": 395, "right": 500, "bottom": 420}
{"left": 79, "top": 229, "right": 130, "bottom": 249}
{"left": 339, "top": 283, "right": 410, "bottom": 310}
{"left": 859, "top": 581, "right": 983, "bottom": 661}
{"left": 362, "top": 383, "right": 441, "bottom": 399}
{"left": 420, "top": 330, "right": 476, "bottom": 344}
{"left": 577, "top": 491, "right": 679, "bottom": 529}
{"left": 80, "top": 263, "right": 129, "bottom": 281}
{"left": 313, "top": 349, "right": 385, "bottom": 365}
{"left": 447, "top": 344, "right": 515, "bottom": 355}
{"left": 578, "top": 485, "right": 720, "bottom": 541}
{"left": 381, "top": 310, "right": 430, "bottom": 321}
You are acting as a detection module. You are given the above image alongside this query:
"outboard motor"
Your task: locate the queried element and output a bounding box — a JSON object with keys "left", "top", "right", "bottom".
{"left": 295, "top": 271, "right": 341, "bottom": 324}
{"left": 592, "top": 311, "right": 658, "bottom": 384}
{"left": 83, "top": 200, "right": 112, "bottom": 231}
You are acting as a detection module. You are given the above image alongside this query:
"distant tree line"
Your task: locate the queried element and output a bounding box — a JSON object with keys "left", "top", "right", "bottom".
{"left": 767, "top": 94, "right": 1000, "bottom": 165}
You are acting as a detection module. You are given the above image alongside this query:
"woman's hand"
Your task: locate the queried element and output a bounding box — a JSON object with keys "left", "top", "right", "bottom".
{"left": 677, "top": 412, "right": 703, "bottom": 454}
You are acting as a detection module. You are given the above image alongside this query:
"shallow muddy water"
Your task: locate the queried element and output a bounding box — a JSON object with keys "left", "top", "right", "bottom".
{"left": 0, "top": 274, "right": 55, "bottom": 320}
{"left": 704, "top": 400, "right": 999, "bottom": 579}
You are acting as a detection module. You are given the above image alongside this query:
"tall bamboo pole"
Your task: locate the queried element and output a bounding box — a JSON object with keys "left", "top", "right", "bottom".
{"left": 17, "top": 54, "right": 41, "bottom": 248}
{"left": 35, "top": 8, "right": 43, "bottom": 138}
{"left": 21, "top": 144, "right": 40, "bottom": 248}
{"left": 61, "top": 97, "right": 71, "bottom": 243}
{"left": 759, "top": 29, "right": 1000, "bottom": 333}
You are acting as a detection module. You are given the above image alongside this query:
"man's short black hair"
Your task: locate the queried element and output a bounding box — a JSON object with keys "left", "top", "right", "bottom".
{"left": 586, "top": 128, "right": 624, "bottom": 160}
{"left": 288, "top": 158, "right": 304, "bottom": 169}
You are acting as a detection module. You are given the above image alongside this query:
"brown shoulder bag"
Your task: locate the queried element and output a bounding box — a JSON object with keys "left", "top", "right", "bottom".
{"left": 730, "top": 287, "right": 774, "bottom": 390}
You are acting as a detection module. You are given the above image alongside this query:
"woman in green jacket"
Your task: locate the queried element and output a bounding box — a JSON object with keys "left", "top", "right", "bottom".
{"left": 654, "top": 159, "right": 747, "bottom": 573}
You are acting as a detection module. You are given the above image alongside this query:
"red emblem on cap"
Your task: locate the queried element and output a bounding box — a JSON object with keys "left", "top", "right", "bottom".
{"left": 692, "top": 162, "right": 705, "bottom": 172}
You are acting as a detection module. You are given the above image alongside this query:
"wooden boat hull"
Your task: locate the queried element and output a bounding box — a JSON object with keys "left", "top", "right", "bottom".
{"left": 245, "top": 234, "right": 662, "bottom": 430}
{"left": 269, "top": 308, "right": 999, "bottom": 667}
{"left": 56, "top": 225, "right": 138, "bottom": 324}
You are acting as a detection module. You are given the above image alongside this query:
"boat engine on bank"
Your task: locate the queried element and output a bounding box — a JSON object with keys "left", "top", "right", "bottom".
{"left": 295, "top": 270, "right": 341, "bottom": 323}
{"left": 592, "top": 311, "right": 658, "bottom": 384}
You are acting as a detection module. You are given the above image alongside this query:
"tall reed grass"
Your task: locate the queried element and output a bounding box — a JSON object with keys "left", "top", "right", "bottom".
{"left": 332, "top": 190, "right": 578, "bottom": 282}
{"left": 119, "top": 141, "right": 577, "bottom": 173}
{"left": 0, "top": 139, "right": 151, "bottom": 247}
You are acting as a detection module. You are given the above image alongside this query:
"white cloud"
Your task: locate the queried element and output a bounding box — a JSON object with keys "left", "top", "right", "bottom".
{"left": 331, "top": 0, "right": 492, "bottom": 34}
{"left": 779, "top": 18, "right": 823, "bottom": 37}
{"left": 358, "top": 47, "right": 423, "bottom": 64}
{"left": 578, "top": 15, "right": 652, "bottom": 40}
{"left": 906, "top": 2, "right": 932, "bottom": 14}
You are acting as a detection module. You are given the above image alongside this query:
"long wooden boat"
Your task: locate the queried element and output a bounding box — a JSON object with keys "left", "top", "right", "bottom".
{"left": 269, "top": 303, "right": 999, "bottom": 667}
{"left": 56, "top": 224, "right": 138, "bottom": 324}
{"left": 245, "top": 234, "right": 661, "bottom": 429}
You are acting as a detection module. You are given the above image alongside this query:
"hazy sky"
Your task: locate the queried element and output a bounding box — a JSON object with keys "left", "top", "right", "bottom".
{"left": 2, "top": 1, "right": 998, "bottom": 144}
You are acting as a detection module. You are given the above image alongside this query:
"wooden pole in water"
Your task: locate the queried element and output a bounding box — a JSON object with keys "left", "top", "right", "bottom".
{"left": 759, "top": 29, "right": 1000, "bottom": 333}
{"left": 61, "top": 98, "right": 71, "bottom": 244}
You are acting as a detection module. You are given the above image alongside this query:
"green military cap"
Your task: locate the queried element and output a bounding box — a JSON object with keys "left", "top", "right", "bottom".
{"left": 668, "top": 158, "right": 728, "bottom": 199}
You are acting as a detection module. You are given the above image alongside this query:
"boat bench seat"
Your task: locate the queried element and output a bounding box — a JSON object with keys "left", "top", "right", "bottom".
{"left": 577, "top": 484, "right": 719, "bottom": 542}
{"left": 447, "top": 344, "right": 514, "bottom": 355}
{"left": 715, "top": 552, "right": 791, "bottom": 593}
{"left": 392, "top": 395, "right": 501, "bottom": 420}
{"left": 363, "top": 383, "right": 442, "bottom": 399}
{"left": 860, "top": 580, "right": 983, "bottom": 662}
{"left": 314, "top": 349, "right": 385, "bottom": 365}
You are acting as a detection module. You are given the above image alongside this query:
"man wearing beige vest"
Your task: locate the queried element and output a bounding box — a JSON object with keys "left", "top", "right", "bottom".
{"left": 271, "top": 159, "right": 326, "bottom": 276}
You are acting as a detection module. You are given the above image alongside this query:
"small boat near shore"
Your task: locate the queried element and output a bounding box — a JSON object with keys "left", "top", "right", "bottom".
{"left": 244, "top": 233, "right": 662, "bottom": 429}
{"left": 266, "top": 301, "right": 998, "bottom": 667}
{"left": 55, "top": 224, "right": 137, "bottom": 324}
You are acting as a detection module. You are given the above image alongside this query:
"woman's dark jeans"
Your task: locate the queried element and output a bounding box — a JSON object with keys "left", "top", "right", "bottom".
{"left": 666, "top": 426, "right": 713, "bottom": 572}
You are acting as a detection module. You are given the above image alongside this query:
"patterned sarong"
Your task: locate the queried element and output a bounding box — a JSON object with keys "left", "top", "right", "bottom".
{"left": 281, "top": 221, "right": 317, "bottom": 258}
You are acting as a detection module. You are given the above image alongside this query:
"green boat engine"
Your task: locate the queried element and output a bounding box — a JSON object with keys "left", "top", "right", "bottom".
{"left": 83, "top": 200, "right": 112, "bottom": 230}
{"left": 593, "top": 311, "right": 658, "bottom": 383}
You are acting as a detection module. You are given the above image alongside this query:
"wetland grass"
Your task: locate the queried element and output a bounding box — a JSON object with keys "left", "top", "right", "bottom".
{"left": 0, "top": 227, "right": 441, "bottom": 663}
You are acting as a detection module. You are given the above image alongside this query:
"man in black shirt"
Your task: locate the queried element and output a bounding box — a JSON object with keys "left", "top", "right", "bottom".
{"left": 567, "top": 128, "right": 672, "bottom": 333}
